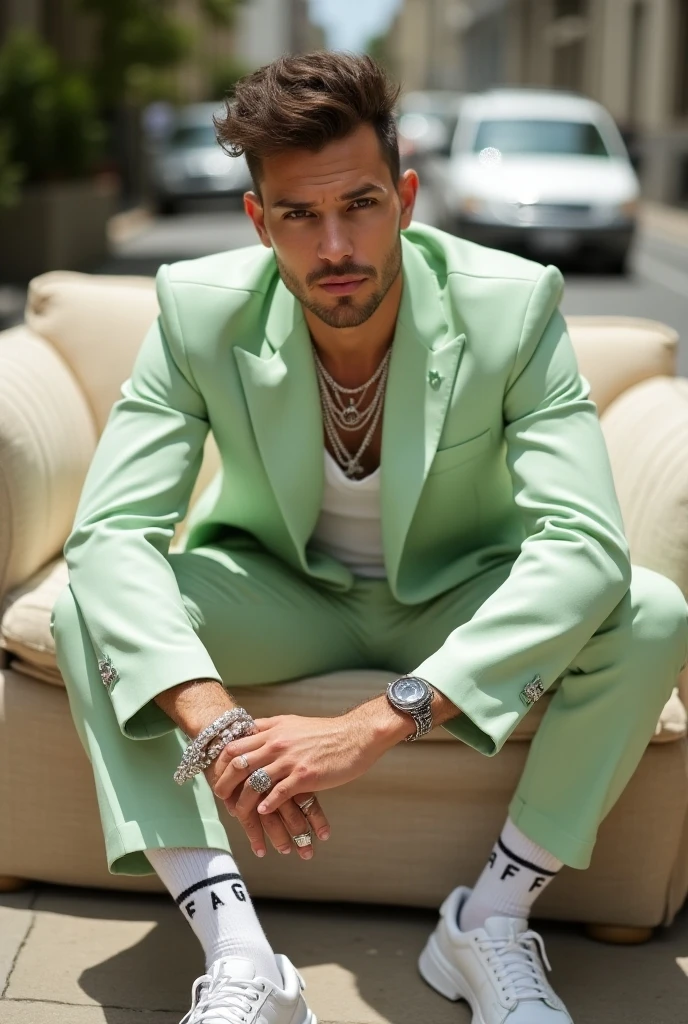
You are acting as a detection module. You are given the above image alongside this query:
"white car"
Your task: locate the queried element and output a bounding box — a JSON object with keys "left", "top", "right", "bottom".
{"left": 437, "top": 89, "right": 639, "bottom": 273}
{"left": 151, "top": 103, "right": 253, "bottom": 216}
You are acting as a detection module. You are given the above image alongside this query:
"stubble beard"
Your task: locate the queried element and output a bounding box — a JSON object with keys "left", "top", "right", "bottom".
{"left": 275, "top": 237, "right": 402, "bottom": 329}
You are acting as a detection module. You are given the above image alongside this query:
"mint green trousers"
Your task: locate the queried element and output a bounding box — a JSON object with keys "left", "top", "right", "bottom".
{"left": 51, "top": 544, "right": 688, "bottom": 876}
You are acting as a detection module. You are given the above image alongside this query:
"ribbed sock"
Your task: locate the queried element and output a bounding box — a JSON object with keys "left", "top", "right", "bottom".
{"left": 144, "top": 846, "right": 281, "bottom": 983}
{"left": 459, "top": 817, "right": 563, "bottom": 932}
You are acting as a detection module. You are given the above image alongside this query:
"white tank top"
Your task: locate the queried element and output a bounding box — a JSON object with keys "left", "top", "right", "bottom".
{"left": 310, "top": 450, "right": 386, "bottom": 579}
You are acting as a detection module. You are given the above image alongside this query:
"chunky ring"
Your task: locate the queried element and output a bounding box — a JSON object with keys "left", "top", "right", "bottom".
{"left": 235, "top": 754, "right": 249, "bottom": 770}
{"left": 297, "top": 796, "right": 317, "bottom": 815}
{"left": 292, "top": 832, "right": 313, "bottom": 848}
{"left": 247, "top": 768, "right": 272, "bottom": 794}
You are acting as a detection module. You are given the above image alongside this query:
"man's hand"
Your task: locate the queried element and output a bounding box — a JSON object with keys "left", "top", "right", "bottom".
{"left": 208, "top": 694, "right": 422, "bottom": 856}
{"left": 203, "top": 746, "right": 331, "bottom": 861}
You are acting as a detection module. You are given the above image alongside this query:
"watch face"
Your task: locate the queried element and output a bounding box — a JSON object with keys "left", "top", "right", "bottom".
{"left": 391, "top": 676, "right": 428, "bottom": 707}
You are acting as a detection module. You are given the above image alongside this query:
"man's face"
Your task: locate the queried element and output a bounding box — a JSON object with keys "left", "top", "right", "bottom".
{"left": 244, "top": 124, "right": 418, "bottom": 329}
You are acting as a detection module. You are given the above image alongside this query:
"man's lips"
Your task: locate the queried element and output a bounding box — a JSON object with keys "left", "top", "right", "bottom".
{"left": 318, "top": 277, "right": 367, "bottom": 295}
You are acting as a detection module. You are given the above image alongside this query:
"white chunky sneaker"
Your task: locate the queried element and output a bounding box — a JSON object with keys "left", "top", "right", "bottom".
{"left": 418, "top": 886, "right": 573, "bottom": 1023}
{"left": 179, "top": 954, "right": 316, "bottom": 1024}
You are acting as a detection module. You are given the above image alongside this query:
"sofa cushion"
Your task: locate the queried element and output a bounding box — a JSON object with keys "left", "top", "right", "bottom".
{"left": 2, "top": 557, "right": 684, "bottom": 744}
{"left": 566, "top": 316, "right": 677, "bottom": 415}
{"left": 25, "top": 271, "right": 158, "bottom": 434}
{"left": 601, "top": 376, "right": 688, "bottom": 597}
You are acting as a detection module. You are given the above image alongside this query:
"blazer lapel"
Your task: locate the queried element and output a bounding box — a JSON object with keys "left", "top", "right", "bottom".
{"left": 381, "top": 237, "right": 466, "bottom": 589}
{"left": 234, "top": 278, "right": 324, "bottom": 567}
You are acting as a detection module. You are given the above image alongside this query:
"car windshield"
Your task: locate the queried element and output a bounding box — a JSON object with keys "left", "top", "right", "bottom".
{"left": 169, "top": 125, "right": 217, "bottom": 149}
{"left": 473, "top": 119, "right": 611, "bottom": 158}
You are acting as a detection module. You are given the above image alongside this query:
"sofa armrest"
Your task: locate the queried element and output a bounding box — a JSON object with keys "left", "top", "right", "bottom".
{"left": 600, "top": 376, "right": 688, "bottom": 597}
{"left": 0, "top": 326, "right": 97, "bottom": 598}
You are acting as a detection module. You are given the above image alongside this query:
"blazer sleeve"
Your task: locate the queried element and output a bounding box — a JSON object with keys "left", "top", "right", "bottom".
{"left": 413, "top": 265, "right": 632, "bottom": 755}
{"left": 59, "top": 264, "right": 223, "bottom": 740}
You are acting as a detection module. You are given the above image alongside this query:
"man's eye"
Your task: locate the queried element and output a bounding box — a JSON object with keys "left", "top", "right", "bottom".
{"left": 350, "top": 198, "right": 376, "bottom": 210}
{"left": 284, "top": 210, "right": 313, "bottom": 220}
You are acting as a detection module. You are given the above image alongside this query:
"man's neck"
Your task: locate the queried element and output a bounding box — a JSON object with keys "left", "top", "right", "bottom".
{"left": 304, "top": 271, "right": 403, "bottom": 388}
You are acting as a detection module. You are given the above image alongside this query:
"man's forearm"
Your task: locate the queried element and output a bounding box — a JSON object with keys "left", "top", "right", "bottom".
{"left": 355, "top": 687, "right": 462, "bottom": 746}
{"left": 154, "top": 678, "right": 236, "bottom": 738}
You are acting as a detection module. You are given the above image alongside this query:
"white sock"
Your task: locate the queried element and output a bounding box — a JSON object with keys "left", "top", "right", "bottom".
{"left": 144, "top": 846, "right": 282, "bottom": 983}
{"left": 459, "top": 818, "right": 563, "bottom": 932}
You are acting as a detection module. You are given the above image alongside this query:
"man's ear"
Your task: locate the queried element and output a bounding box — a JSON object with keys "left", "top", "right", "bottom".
{"left": 244, "top": 192, "right": 272, "bottom": 248}
{"left": 398, "top": 169, "right": 419, "bottom": 230}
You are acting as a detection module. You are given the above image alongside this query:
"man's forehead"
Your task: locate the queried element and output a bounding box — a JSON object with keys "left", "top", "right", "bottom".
{"left": 260, "top": 126, "right": 389, "bottom": 199}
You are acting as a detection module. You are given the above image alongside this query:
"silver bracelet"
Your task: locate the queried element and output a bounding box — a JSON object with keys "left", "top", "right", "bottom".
{"left": 173, "top": 707, "right": 255, "bottom": 785}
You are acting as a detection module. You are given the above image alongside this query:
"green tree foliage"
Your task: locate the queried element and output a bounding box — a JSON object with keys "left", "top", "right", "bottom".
{"left": 200, "top": 0, "right": 247, "bottom": 28}
{"left": 0, "top": 128, "right": 22, "bottom": 208}
{"left": 0, "top": 30, "right": 103, "bottom": 190}
{"left": 210, "top": 55, "right": 251, "bottom": 100}
{"left": 76, "top": 0, "right": 194, "bottom": 107}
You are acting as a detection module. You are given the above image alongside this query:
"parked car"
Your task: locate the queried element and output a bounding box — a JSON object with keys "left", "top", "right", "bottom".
{"left": 150, "top": 103, "right": 253, "bottom": 215}
{"left": 436, "top": 89, "right": 640, "bottom": 273}
{"left": 397, "top": 90, "right": 463, "bottom": 169}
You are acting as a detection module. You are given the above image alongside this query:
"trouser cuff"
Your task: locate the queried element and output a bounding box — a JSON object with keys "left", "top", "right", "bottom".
{"left": 508, "top": 795, "right": 595, "bottom": 870}
{"left": 105, "top": 817, "right": 232, "bottom": 876}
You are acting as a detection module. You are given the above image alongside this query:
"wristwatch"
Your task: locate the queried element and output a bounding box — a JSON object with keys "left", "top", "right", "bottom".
{"left": 386, "top": 675, "right": 435, "bottom": 742}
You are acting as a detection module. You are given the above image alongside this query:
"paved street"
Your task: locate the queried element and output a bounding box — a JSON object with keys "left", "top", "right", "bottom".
{"left": 2, "top": 882, "right": 687, "bottom": 1024}
{"left": 102, "top": 190, "right": 688, "bottom": 376}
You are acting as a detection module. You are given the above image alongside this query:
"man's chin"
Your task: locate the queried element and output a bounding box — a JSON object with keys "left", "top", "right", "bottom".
{"left": 309, "top": 300, "right": 373, "bottom": 329}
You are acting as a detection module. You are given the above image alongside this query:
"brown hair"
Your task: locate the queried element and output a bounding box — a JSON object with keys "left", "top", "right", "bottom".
{"left": 214, "top": 51, "right": 401, "bottom": 191}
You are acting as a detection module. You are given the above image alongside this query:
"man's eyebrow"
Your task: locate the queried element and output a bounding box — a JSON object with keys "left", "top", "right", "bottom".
{"left": 271, "top": 183, "right": 387, "bottom": 209}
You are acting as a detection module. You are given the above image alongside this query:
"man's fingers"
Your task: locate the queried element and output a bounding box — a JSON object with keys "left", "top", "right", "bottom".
{"left": 256, "top": 772, "right": 306, "bottom": 815}
{"left": 295, "top": 794, "right": 330, "bottom": 841}
{"left": 278, "top": 800, "right": 315, "bottom": 860}
{"left": 259, "top": 810, "right": 294, "bottom": 856}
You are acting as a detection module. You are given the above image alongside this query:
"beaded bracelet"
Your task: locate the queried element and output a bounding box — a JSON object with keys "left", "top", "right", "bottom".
{"left": 173, "top": 707, "right": 255, "bottom": 785}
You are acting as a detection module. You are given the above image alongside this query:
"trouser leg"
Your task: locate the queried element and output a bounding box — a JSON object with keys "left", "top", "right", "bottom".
{"left": 383, "top": 561, "right": 688, "bottom": 871}
{"left": 508, "top": 565, "right": 688, "bottom": 868}
{"left": 51, "top": 584, "right": 231, "bottom": 876}
{"left": 51, "top": 544, "right": 365, "bottom": 876}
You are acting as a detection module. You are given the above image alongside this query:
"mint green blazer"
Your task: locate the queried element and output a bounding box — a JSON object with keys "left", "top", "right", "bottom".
{"left": 62, "top": 223, "right": 631, "bottom": 755}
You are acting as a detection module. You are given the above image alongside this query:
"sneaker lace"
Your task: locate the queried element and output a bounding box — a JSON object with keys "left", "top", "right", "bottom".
{"left": 181, "top": 975, "right": 266, "bottom": 1024}
{"left": 478, "top": 927, "right": 553, "bottom": 1003}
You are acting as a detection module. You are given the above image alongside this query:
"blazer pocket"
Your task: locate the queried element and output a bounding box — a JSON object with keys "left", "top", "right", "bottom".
{"left": 429, "top": 427, "right": 492, "bottom": 476}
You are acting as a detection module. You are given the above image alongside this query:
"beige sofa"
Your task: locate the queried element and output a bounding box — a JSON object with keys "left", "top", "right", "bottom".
{"left": 1, "top": 271, "right": 688, "bottom": 943}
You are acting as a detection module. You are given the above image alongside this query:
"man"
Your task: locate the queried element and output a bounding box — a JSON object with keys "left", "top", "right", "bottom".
{"left": 51, "top": 52, "right": 688, "bottom": 1024}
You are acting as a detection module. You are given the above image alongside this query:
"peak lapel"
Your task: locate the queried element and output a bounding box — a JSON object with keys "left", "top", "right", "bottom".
{"left": 234, "top": 279, "right": 324, "bottom": 566}
{"left": 381, "top": 237, "right": 466, "bottom": 589}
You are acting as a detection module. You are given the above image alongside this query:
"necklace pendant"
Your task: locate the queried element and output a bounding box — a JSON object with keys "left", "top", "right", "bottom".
{"left": 346, "top": 460, "right": 364, "bottom": 478}
{"left": 341, "top": 404, "right": 361, "bottom": 427}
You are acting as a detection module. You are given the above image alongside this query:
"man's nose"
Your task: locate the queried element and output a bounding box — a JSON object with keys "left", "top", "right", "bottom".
{"left": 317, "top": 216, "right": 353, "bottom": 264}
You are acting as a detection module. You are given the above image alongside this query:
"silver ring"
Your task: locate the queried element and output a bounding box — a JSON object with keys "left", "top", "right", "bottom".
{"left": 297, "top": 796, "right": 317, "bottom": 814}
{"left": 235, "top": 754, "right": 249, "bottom": 770}
{"left": 292, "top": 832, "right": 313, "bottom": 848}
{"left": 247, "top": 768, "right": 272, "bottom": 794}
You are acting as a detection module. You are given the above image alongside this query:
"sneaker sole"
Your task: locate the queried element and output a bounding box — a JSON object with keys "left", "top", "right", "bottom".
{"left": 418, "top": 934, "right": 487, "bottom": 1024}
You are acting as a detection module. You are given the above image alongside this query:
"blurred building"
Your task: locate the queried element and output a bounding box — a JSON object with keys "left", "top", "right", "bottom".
{"left": 388, "top": 0, "right": 688, "bottom": 205}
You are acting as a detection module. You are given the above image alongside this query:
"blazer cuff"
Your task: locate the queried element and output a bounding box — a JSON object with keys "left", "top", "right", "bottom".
{"left": 105, "top": 650, "right": 224, "bottom": 740}
{"left": 413, "top": 649, "right": 542, "bottom": 756}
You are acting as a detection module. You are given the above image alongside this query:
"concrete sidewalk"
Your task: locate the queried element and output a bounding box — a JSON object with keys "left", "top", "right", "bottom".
{"left": 1, "top": 883, "right": 687, "bottom": 1024}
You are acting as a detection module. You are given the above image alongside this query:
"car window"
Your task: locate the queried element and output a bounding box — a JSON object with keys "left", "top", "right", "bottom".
{"left": 472, "top": 119, "right": 611, "bottom": 158}
{"left": 169, "top": 125, "right": 217, "bottom": 149}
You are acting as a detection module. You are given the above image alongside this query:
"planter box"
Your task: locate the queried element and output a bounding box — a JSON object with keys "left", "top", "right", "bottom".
{"left": 0, "top": 179, "right": 118, "bottom": 283}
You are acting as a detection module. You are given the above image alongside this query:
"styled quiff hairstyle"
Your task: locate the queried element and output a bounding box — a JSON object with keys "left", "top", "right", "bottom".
{"left": 214, "top": 51, "right": 401, "bottom": 191}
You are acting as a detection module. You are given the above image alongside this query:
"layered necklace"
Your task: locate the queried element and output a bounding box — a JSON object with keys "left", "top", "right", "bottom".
{"left": 313, "top": 345, "right": 391, "bottom": 478}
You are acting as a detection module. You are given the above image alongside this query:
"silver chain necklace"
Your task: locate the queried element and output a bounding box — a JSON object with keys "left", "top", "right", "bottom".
{"left": 313, "top": 348, "right": 390, "bottom": 478}
{"left": 312, "top": 346, "right": 391, "bottom": 428}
